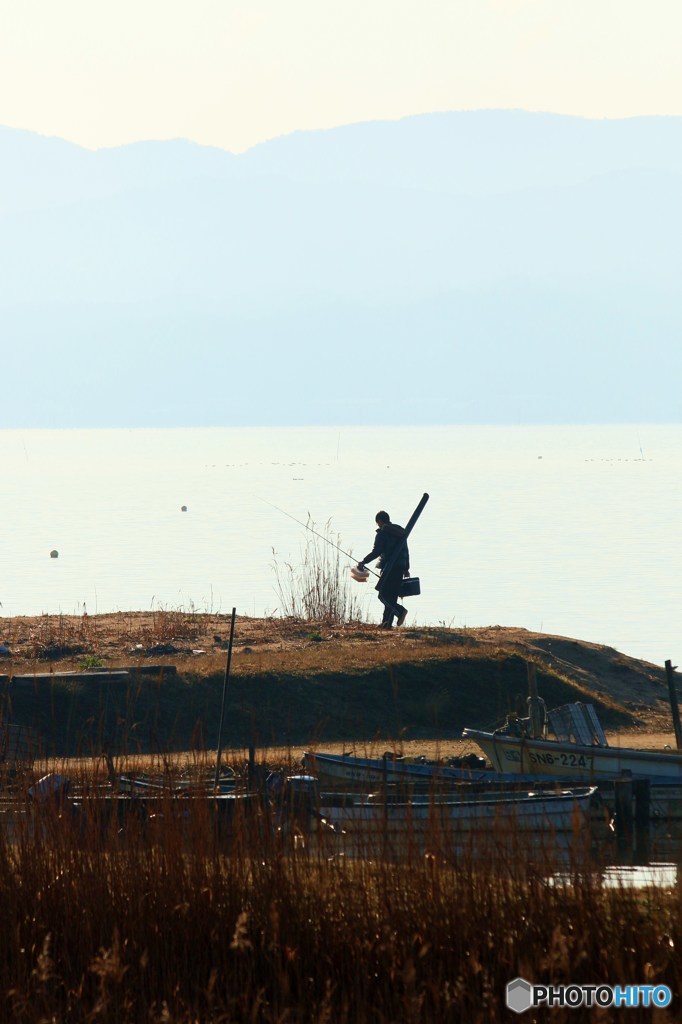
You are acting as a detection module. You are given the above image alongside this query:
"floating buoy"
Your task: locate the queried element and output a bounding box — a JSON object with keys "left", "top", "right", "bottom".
{"left": 181, "top": 506, "right": 188, "bottom": 512}
{"left": 50, "top": 550, "right": 59, "bottom": 559}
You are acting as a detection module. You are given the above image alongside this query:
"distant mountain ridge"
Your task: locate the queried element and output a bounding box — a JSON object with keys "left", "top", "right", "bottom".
{"left": 1, "top": 111, "right": 681, "bottom": 427}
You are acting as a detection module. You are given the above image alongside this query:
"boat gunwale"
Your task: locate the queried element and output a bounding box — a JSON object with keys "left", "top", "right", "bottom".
{"left": 462, "top": 728, "right": 682, "bottom": 765}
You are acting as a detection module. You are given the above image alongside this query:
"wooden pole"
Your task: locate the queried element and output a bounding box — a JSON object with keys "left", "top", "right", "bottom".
{"left": 633, "top": 779, "right": 650, "bottom": 866}
{"left": 665, "top": 660, "right": 682, "bottom": 751}
{"left": 526, "top": 663, "right": 544, "bottom": 738}
{"left": 527, "top": 663, "right": 538, "bottom": 701}
{"left": 214, "top": 608, "right": 237, "bottom": 790}
{"left": 614, "top": 779, "right": 634, "bottom": 865}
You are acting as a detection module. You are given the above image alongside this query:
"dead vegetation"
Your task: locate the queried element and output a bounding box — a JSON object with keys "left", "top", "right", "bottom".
{"left": 272, "top": 518, "right": 366, "bottom": 624}
{"left": 0, "top": 613, "right": 672, "bottom": 728}
{"left": 0, "top": 774, "right": 679, "bottom": 1023}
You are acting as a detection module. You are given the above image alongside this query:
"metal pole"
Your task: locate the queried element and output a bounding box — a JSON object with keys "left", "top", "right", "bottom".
{"left": 665, "top": 660, "right": 682, "bottom": 751}
{"left": 214, "top": 607, "right": 237, "bottom": 790}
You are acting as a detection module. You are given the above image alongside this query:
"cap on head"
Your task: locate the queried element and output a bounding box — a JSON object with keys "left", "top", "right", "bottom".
{"left": 375, "top": 511, "right": 390, "bottom": 525}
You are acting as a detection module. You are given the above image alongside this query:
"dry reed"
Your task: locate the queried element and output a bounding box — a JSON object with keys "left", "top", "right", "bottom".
{"left": 0, "top": 768, "right": 679, "bottom": 1023}
{"left": 272, "top": 519, "right": 366, "bottom": 624}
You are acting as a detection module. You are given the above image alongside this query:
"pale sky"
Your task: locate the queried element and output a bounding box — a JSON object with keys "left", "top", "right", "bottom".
{"left": 1, "top": 0, "right": 681, "bottom": 152}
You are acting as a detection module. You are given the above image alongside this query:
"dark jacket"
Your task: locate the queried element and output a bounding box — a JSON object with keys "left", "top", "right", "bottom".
{"left": 362, "top": 522, "right": 410, "bottom": 572}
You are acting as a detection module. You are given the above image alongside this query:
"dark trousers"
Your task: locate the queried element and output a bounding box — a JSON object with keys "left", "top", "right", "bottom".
{"left": 377, "top": 565, "right": 406, "bottom": 626}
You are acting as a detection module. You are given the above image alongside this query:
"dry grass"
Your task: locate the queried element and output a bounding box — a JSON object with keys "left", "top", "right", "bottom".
{"left": 0, "top": 613, "right": 671, "bottom": 762}
{"left": 28, "top": 728, "right": 679, "bottom": 788}
{"left": 0, "top": 613, "right": 670, "bottom": 729}
{"left": 0, "top": 613, "right": 512, "bottom": 693}
{"left": 0, "top": 607, "right": 204, "bottom": 664}
{"left": 0, "top": 770, "right": 679, "bottom": 1023}
{"left": 272, "top": 519, "right": 367, "bottom": 625}
{"left": 1, "top": 601, "right": 677, "bottom": 1018}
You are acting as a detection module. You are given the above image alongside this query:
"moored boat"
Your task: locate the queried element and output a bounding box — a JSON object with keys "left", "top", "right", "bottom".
{"left": 302, "top": 750, "right": 493, "bottom": 788}
{"left": 463, "top": 701, "right": 682, "bottom": 781}
{"left": 318, "top": 785, "right": 600, "bottom": 834}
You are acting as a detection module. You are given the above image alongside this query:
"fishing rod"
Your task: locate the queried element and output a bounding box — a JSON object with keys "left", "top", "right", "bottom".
{"left": 258, "top": 497, "right": 381, "bottom": 578}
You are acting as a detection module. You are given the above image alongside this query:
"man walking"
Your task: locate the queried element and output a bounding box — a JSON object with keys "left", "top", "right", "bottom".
{"left": 357, "top": 511, "right": 410, "bottom": 629}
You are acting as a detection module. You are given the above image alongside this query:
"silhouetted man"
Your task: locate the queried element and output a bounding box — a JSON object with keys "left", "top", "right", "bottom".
{"left": 357, "top": 511, "right": 410, "bottom": 628}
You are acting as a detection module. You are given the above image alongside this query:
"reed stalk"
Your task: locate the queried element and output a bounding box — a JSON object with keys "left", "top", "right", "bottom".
{"left": 272, "top": 518, "right": 366, "bottom": 624}
{"left": 0, "top": 769, "right": 679, "bottom": 1023}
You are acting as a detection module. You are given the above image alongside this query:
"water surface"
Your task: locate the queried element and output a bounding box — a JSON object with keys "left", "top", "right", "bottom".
{"left": 1, "top": 424, "right": 679, "bottom": 667}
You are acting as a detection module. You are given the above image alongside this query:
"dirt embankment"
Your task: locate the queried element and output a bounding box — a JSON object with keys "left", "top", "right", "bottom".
{"left": 0, "top": 612, "right": 676, "bottom": 756}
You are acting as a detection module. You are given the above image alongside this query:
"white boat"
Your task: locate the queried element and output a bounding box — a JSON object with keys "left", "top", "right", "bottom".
{"left": 302, "top": 750, "right": 494, "bottom": 788}
{"left": 319, "top": 785, "right": 600, "bottom": 835}
{"left": 463, "top": 701, "right": 682, "bottom": 781}
{"left": 278, "top": 775, "right": 604, "bottom": 859}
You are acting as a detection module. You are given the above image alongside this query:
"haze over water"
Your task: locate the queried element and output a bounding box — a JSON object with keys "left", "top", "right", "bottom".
{"left": 1, "top": 424, "right": 679, "bottom": 668}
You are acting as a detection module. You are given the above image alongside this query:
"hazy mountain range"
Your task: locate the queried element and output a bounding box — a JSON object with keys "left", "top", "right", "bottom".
{"left": 2, "top": 111, "right": 681, "bottom": 427}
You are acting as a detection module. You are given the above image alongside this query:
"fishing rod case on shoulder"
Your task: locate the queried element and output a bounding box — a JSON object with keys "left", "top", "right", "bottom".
{"left": 399, "top": 576, "right": 421, "bottom": 598}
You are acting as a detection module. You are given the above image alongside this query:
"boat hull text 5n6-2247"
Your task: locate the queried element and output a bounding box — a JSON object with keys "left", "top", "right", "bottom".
{"left": 463, "top": 701, "right": 682, "bottom": 781}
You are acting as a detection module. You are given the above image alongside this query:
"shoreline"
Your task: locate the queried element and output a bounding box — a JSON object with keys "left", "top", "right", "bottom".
{"left": 1, "top": 612, "right": 677, "bottom": 757}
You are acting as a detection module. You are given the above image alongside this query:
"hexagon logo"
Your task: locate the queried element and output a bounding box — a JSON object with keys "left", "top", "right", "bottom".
{"left": 506, "top": 977, "right": 533, "bottom": 1014}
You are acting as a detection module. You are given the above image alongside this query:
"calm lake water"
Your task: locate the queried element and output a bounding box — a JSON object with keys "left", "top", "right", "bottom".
{"left": 1, "top": 425, "right": 680, "bottom": 667}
